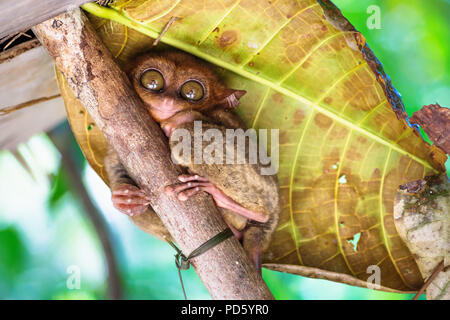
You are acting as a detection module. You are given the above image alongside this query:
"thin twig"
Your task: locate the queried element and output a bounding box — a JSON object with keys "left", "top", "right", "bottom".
{"left": 0, "top": 33, "right": 17, "bottom": 46}
{"left": 11, "top": 149, "right": 36, "bottom": 182}
{"left": 0, "top": 94, "right": 61, "bottom": 115}
{"left": 1, "top": 30, "right": 31, "bottom": 50}
{"left": 413, "top": 260, "right": 445, "bottom": 300}
{"left": 3, "top": 32, "right": 26, "bottom": 50}
{"left": 48, "top": 126, "right": 124, "bottom": 300}
{"left": 153, "top": 17, "right": 177, "bottom": 46}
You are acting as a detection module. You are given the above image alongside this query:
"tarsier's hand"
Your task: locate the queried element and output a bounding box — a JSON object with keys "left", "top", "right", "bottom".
{"left": 165, "top": 174, "right": 269, "bottom": 224}
{"left": 111, "top": 184, "right": 151, "bottom": 216}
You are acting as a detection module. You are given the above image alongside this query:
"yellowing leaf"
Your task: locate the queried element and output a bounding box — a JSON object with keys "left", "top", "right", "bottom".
{"left": 59, "top": 0, "right": 448, "bottom": 292}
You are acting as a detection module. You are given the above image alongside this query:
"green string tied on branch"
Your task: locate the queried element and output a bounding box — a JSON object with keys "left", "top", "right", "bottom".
{"left": 167, "top": 228, "right": 234, "bottom": 299}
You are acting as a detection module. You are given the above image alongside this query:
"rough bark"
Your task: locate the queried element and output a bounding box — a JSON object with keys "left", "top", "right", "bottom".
{"left": 32, "top": 8, "right": 273, "bottom": 300}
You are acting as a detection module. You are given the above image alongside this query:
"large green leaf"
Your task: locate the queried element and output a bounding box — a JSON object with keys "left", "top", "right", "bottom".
{"left": 60, "top": 0, "right": 447, "bottom": 292}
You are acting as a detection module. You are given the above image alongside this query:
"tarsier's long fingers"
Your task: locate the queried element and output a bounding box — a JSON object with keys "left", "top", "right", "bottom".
{"left": 178, "top": 174, "right": 209, "bottom": 182}
{"left": 165, "top": 175, "right": 269, "bottom": 223}
{"left": 165, "top": 181, "right": 244, "bottom": 239}
{"left": 164, "top": 181, "right": 207, "bottom": 200}
{"left": 112, "top": 184, "right": 151, "bottom": 217}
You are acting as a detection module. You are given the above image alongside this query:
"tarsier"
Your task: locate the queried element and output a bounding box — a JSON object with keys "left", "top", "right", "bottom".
{"left": 105, "top": 51, "right": 280, "bottom": 272}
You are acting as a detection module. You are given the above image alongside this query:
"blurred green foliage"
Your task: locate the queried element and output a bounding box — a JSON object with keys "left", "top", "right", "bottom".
{"left": 0, "top": 0, "right": 447, "bottom": 300}
{"left": 0, "top": 227, "right": 28, "bottom": 287}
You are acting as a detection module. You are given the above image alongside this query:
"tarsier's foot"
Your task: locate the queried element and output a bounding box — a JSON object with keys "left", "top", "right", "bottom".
{"left": 164, "top": 174, "right": 269, "bottom": 223}
{"left": 112, "top": 184, "right": 151, "bottom": 217}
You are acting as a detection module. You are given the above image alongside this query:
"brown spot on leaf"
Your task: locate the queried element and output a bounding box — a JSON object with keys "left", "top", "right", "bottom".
{"left": 372, "top": 168, "right": 381, "bottom": 179}
{"left": 272, "top": 93, "right": 284, "bottom": 103}
{"left": 314, "top": 113, "right": 332, "bottom": 129}
{"left": 357, "top": 136, "right": 367, "bottom": 144}
{"left": 324, "top": 97, "right": 332, "bottom": 104}
{"left": 347, "top": 147, "right": 362, "bottom": 161}
{"left": 293, "top": 109, "right": 305, "bottom": 125}
{"left": 331, "top": 127, "right": 349, "bottom": 140}
{"left": 279, "top": 131, "right": 289, "bottom": 144}
{"left": 218, "top": 30, "right": 240, "bottom": 48}
{"left": 286, "top": 45, "right": 303, "bottom": 64}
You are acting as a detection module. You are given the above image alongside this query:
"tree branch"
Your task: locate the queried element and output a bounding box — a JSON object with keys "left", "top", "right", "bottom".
{"left": 32, "top": 8, "right": 273, "bottom": 299}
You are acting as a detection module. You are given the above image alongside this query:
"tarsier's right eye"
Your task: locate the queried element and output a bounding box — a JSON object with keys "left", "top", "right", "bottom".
{"left": 140, "top": 69, "right": 164, "bottom": 92}
{"left": 179, "top": 80, "right": 204, "bottom": 101}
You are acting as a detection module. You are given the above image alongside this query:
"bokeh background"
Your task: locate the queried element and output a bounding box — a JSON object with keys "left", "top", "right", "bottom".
{"left": 0, "top": 0, "right": 448, "bottom": 299}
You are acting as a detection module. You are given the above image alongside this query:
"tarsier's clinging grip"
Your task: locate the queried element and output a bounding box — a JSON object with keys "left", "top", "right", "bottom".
{"left": 105, "top": 51, "right": 280, "bottom": 272}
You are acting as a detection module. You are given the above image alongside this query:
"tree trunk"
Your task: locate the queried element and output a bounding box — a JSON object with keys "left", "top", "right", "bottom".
{"left": 32, "top": 8, "right": 274, "bottom": 300}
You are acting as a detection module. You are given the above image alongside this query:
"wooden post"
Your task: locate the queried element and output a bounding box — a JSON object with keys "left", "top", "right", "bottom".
{"left": 32, "top": 8, "right": 274, "bottom": 300}
{"left": 0, "top": 0, "right": 92, "bottom": 38}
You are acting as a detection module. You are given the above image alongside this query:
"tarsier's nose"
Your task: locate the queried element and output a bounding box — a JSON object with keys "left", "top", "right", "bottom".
{"left": 161, "top": 97, "right": 175, "bottom": 109}
{"left": 151, "top": 97, "right": 179, "bottom": 122}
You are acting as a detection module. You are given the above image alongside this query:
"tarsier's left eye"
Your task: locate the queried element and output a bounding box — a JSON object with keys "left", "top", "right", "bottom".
{"left": 180, "top": 80, "right": 204, "bottom": 101}
{"left": 140, "top": 69, "right": 164, "bottom": 92}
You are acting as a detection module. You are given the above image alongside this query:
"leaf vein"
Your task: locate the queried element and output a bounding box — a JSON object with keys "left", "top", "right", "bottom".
{"left": 333, "top": 129, "right": 357, "bottom": 276}
{"left": 288, "top": 108, "right": 316, "bottom": 265}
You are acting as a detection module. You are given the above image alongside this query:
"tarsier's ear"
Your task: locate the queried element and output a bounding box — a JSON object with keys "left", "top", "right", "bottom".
{"left": 217, "top": 89, "right": 247, "bottom": 109}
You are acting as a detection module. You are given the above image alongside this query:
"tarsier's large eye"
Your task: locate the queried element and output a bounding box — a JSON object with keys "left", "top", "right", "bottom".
{"left": 140, "top": 69, "right": 164, "bottom": 92}
{"left": 180, "top": 80, "right": 204, "bottom": 101}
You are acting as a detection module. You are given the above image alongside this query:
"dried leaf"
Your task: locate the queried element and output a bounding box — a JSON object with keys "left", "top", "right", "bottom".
{"left": 410, "top": 103, "right": 450, "bottom": 154}
{"left": 56, "top": 68, "right": 109, "bottom": 183}
{"left": 394, "top": 175, "right": 449, "bottom": 299}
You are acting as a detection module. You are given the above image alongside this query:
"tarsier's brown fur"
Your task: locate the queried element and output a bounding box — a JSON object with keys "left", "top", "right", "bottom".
{"left": 105, "top": 51, "right": 280, "bottom": 272}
